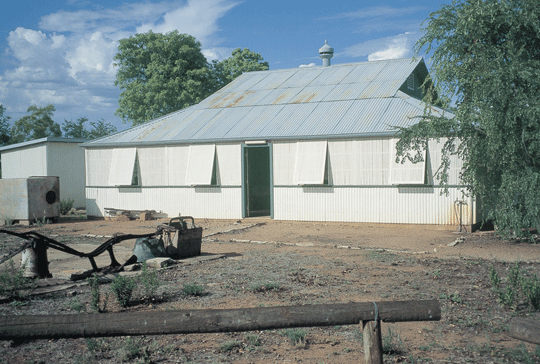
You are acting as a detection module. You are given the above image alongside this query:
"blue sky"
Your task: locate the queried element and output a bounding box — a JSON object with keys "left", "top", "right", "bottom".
{"left": 0, "top": 0, "right": 448, "bottom": 132}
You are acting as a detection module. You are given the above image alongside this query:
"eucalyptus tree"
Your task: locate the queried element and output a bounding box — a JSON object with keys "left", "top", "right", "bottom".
{"left": 114, "top": 30, "right": 268, "bottom": 126}
{"left": 397, "top": 0, "right": 540, "bottom": 236}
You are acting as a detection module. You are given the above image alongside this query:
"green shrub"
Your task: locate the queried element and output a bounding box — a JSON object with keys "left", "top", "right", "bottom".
{"left": 60, "top": 198, "right": 75, "bottom": 215}
{"left": 87, "top": 274, "right": 105, "bottom": 312}
{"left": 382, "top": 327, "right": 405, "bottom": 355}
{"left": 137, "top": 262, "right": 160, "bottom": 300}
{"left": 0, "top": 260, "right": 31, "bottom": 300}
{"left": 522, "top": 273, "right": 540, "bottom": 310}
{"left": 110, "top": 275, "right": 136, "bottom": 307}
{"left": 490, "top": 262, "right": 540, "bottom": 311}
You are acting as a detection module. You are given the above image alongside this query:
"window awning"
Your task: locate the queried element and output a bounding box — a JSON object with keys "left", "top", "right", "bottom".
{"left": 389, "top": 139, "right": 426, "bottom": 185}
{"left": 185, "top": 144, "right": 216, "bottom": 185}
{"left": 108, "top": 148, "right": 137, "bottom": 186}
{"left": 293, "top": 141, "right": 328, "bottom": 185}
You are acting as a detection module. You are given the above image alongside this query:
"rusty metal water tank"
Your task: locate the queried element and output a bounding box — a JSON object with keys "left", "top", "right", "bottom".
{"left": 0, "top": 176, "right": 60, "bottom": 224}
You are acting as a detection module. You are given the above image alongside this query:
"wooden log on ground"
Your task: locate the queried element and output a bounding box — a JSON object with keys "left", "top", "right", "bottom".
{"left": 0, "top": 300, "right": 440, "bottom": 341}
{"left": 508, "top": 317, "right": 540, "bottom": 345}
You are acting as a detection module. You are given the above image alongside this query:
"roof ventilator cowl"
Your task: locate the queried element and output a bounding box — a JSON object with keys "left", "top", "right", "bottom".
{"left": 319, "top": 40, "right": 334, "bottom": 67}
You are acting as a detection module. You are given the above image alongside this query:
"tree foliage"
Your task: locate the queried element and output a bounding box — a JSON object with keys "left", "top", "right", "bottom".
{"left": 62, "top": 117, "right": 117, "bottom": 140}
{"left": 0, "top": 105, "right": 11, "bottom": 147}
{"left": 10, "top": 105, "right": 62, "bottom": 144}
{"left": 211, "top": 48, "right": 269, "bottom": 90}
{"left": 398, "top": 0, "right": 540, "bottom": 236}
{"left": 114, "top": 31, "right": 268, "bottom": 126}
{"left": 114, "top": 31, "right": 210, "bottom": 125}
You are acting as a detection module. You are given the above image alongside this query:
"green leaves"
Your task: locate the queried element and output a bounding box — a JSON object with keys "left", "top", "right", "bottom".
{"left": 402, "top": 0, "right": 540, "bottom": 236}
{"left": 113, "top": 31, "right": 268, "bottom": 126}
{"left": 114, "top": 31, "right": 209, "bottom": 125}
{"left": 10, "top": 105, "right": 61, "bottom": 144}
{"left": 62, "top": 117, "right": 117, "bottom": 140}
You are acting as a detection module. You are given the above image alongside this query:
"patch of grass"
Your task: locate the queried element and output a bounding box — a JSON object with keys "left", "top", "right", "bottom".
{"left": 382, "top": 327, "right": 405, "bottom": 355}
{"left": 249, "top": 282, "right": 281, "bottom": 292}
{"left": 116, "top": 337, "right": 146, "bottom": 363}
{"left": 182, "top": 283, "right": 205, "bottom": 296}
{"left": 439, "top": 292, "right": 462, "bottom": 304}
{"left": 244, "top": 333, "right": 261, "bottom": 349}
{"left": 499, "top": 343, "right": 540, "bottom": 364}
{"left": 490, "top": 262, "right": 540, "bottom": 310}
{"left": 218, "top": 340, "right": 242, "bottom": 353}
{"left": 68, "top": 298, "right": 86, "bottom": 313}
{"left": 59, "top": 198, "right": 74, "bottom": 215}
{"left": 280, "top": 328, "right": 307, "bottom": 347}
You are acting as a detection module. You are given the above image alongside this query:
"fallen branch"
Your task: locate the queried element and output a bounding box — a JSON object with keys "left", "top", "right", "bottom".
{"left": 0, "top": 300, "right": 440, "bottom": 340}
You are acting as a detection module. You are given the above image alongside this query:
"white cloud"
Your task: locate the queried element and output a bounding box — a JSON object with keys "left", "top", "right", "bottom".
{"left": 137, "top": 0, "right": 238, "bottom": 44}
{"left": 322, "top": 5, "right": 426, "bottom": 20}
{"left": 299, "top": 63, "right": 316, "bottom": 68}
{"left": 202, "top": 47, "right": 235, "bottom": 62}
{"left": 65, "top": 31, "right": 118, "bottom": 84}
{"left": 342, "top": 32, "right": 420, "bottom": 61}
{"left": 0, "top": 0, "right": 237, "bottom": 129}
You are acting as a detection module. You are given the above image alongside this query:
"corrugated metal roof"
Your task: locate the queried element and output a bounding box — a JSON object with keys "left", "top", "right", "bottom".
{"left": 0, "top": 137, "right": 88, "bottom": 152}
{"left": 85, "top": 57, "right": 451, "bottom": 147}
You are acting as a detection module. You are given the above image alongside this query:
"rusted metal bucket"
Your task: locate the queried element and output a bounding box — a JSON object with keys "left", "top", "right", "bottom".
{"left": 167, "top": 216, "right": 202, "bottom": 259}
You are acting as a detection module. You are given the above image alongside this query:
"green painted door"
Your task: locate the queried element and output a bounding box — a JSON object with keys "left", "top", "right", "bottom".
{"left": 244, "top": 145, "right": 271, "bottom": 217}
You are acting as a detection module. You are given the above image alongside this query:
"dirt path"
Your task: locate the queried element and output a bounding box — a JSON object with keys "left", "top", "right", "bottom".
{"left": 1, "top": 217, "right": 539, "bottom": 364}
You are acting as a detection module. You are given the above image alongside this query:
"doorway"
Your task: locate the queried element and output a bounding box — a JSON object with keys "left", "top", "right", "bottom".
{"left": 243, "top": 144, "right": 271, "bottom": 217}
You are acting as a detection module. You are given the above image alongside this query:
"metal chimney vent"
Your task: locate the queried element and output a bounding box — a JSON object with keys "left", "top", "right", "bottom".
{"left": 319, "top": 40, "right": 334, "bottom": 67}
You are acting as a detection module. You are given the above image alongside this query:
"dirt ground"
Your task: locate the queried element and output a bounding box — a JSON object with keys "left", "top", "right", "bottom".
{"left": 1, "top": 215, "right": 540, "bottom": 363}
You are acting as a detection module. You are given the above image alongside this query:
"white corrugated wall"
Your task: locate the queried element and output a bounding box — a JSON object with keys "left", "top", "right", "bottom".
{"left": 272, "top": 138, "right": 474, "bottom": 225}
{"left": 2, "top": 145, "right": 48, "bottom": 178}
{"left": 85, "top": 143, "right": 242, "bottom": 219}
{"left": 47, "top": 142, "right": 86, "bottom": 208}
{"left": 273, "top": 186, "right": 473, "bottom": 225}
{"left": 86, "top": 186, "right": 242, "bottom": 219}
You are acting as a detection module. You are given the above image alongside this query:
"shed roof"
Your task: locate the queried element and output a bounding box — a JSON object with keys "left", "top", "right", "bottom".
{"left": 85, "top": 58, "right": 450, "bottom": 148}
{"left": 0, "top": 137, "right": 88, "bottom": 153}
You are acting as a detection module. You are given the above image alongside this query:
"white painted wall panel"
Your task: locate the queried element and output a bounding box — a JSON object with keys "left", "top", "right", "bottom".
{"left": 216, "top": 144, "right": 241, "bottom": 185}
{"left": 47, "top": 142, "right": 86, "bottom": 207}
{"left": 2, "top": 145, "right": 47, "bottom": 178}
{"left": 86, "top": 187, "right": 242, "bottom": 219}
{"left": 86, "top": 149, "right": 113, "bottom": 187}
{"left": 273, "top": 186, "right": 474, "bottom": 225}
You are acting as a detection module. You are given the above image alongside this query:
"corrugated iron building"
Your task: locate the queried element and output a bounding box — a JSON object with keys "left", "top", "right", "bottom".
{"left": 0, "top": 137, "right": 87, "bottom": 208}
{"left": 83, "top": 55, "right": 477, "bottom": 228}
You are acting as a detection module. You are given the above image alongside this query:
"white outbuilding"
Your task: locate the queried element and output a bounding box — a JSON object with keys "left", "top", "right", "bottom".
{"left": 83, "top": 52, "right": 478, "bottom": 229}
{"left": 0, "top": 137, "right": 87, "bottom": 208}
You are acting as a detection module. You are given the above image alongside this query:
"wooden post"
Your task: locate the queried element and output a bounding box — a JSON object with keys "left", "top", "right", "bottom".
{"left": 508, "top": 317, "right": 540, "bottom": 345}
{"left": 0, "top": 300, "right": 440, "bottom": 341}
{"left": 362, "top": 319, "right": 382, "bottom": 364}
